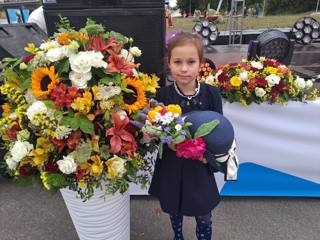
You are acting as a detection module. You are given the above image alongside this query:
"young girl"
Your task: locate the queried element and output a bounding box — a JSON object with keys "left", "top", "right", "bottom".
{"left": 149, "top": 32, "right": 223, "bottom": 240}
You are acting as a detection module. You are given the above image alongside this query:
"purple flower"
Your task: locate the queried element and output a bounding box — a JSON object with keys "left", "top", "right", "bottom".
{"left": 177, "top": 117, "right": 184, "bottom": 125}
{"left": 163, "top": 126, "right": 171, "bottom": 133}
{"left": 180, "top": 130, "right": 187, "bottom": 136}
{"left": 130, "top": 120, "right": 144, "bottom": 129}
{"left": 160, "top": 136, "right": 173, "bottom": 144}
{"left": 138, "top": 113, "right": 147, "bottom": 120}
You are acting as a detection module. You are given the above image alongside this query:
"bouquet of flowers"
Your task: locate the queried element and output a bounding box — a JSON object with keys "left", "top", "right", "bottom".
{"left": 204, "top": 57, "right": 318, "bottom": 106}
{"left": 135, "top": 100, "right": 219, "bottom": 161}
{"left": 0, "top": 18, "right": 160, "bottom": 200}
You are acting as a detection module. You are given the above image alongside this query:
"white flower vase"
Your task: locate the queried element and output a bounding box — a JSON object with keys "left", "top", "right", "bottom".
{"left": 60, "top": 188, "right": 130, "bottom": 240}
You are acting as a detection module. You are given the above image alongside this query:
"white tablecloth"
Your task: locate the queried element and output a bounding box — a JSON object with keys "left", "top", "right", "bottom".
{"left": 130, "top": 98, "right": 320, "bottom": 196}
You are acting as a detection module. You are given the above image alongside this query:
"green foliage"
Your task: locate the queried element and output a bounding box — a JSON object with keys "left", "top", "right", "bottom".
{"left": 56, "top": 16, "right": 74, "bottom": 33}
{"left": 194, "top": 119, "right": 220, "bottom": 139}
{"left": 265, "top": 0, "right": 316, "bottom": 15}
{"left": 60, "top": 115, "right": 94, "bottom": 134}
{"left": 70, "top": 140, "right": 92, "bottom": 163}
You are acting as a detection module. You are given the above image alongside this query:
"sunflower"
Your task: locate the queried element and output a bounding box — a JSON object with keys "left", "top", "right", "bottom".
{"left": 123, "top": 77, "right": 147, "bottom": 114}
{"left": 31, "top": 66, "right": 60, "bottom": 99}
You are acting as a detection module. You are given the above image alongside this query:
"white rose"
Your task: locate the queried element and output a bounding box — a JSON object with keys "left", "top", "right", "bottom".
{"left": 250, "top": 61, "right": 263, "bottom": 70}
{"left": 305, "top": 79, "right": 313, "bottom": 89}
{"left": 69, "top": 51, "right": 92, "bottom": 73}
{"left": 88, "top": 51, "right": 108, "bottom": 69}
{"left": 107, "top": 156, "right": 126, "bottom": 178}
{"left": 239, "top": 71, "right": 249, "bottom": 82}
{"left": 46, "top": 47, "right": 65, "bottom": 62}
{"left": 57, "top": 156, "right": 77, "bottom": 174}
{"left": 266, "top": 74, "right": 281, "bottom": 87}
{"left": 294, "top": 76, "right": 306, "bottom": 89}
{"left": 129, "top": 46, "right": 142, "bottom": 57}
{"left": 26, "top": 101, "right": 47, "bottom": 123}
{"left": 69, "top": 71, "right": 92, "bottom": 89}
{"left": 175, "top": 124, "right": 182, "bottom": 131}
{"left": 6, "top": 157, "right": 18, "bottom": 170}
{"left": 10, "top": 141, "right": 33, "bottom": 162}
{"left": 255, "top": 87, "right": 266, "bottom": 98}
{"left": 120, "top": 49, "right": 134, "bottom": 62}
{"left": 205, "top": 75, "right": 214, "bottom": 85}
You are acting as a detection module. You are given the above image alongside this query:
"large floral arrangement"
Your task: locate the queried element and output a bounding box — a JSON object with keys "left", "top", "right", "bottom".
{"left": 203, "top": 57, "right": 318, "bottom": 106}
{"left": 0, "top": 18, "right": 160, "bottom": 200}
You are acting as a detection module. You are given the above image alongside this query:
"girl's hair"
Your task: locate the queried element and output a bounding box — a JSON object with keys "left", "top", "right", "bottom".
{"left": 167, "top": 32, "right": 204, "bottom": 63}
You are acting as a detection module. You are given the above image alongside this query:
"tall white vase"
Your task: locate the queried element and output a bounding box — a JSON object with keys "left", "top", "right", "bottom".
{"left": 60, "top": 188, "right": 130, "bottom": 240}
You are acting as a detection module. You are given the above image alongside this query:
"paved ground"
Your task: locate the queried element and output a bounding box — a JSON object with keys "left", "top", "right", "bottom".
{"left": 1, "top": 176, "right": 320, "bottom": 240}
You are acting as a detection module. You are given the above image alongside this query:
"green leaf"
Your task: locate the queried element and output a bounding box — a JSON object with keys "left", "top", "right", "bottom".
{"left": 99, "top": 73, "right": 121, "bottom": 85}
{"left": 46, "top": 173, "right": 69, "bottom": 188}
{"left": 56, "top": 59, "right": 70, "bottom": 74}
{"left": 43, "top": 100, "right": 56, "bottom": 109}
{"left": 99, "top": 145, "right": 110, "bottom": 160}
{"left": 20, "top": 77, "right": 31, "bottom": 92}
{"left": 194, "top": 119, "right": 220, "bottom": 139}
{"left": 60, "top": 116, "right": 80, "bottom": 130}
{"left": 78, "top": 116, "right": 94, "bottom": 134}
{"left": 70, "top": 140, "right": 92, "bottom": 163}
{"left": 172, "top": 135, "right": 186, "bottom": 144}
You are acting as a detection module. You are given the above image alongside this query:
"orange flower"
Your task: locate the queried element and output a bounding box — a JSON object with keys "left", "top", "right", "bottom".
{"left": 107, "top": 52, "right": 139, "bottom": 76}
{"left": 31, "top": 66, "right": 60, "bottom": 99}
{"left": 57, "top": 32, "right": 89, "bottom": 45}
{"left": 123, "top": 77, "right": 147, "bottom": 114}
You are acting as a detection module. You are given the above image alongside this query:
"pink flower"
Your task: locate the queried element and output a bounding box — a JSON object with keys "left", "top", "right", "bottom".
{"left": 176, "top": 137, "right": 207, "bottom": 160}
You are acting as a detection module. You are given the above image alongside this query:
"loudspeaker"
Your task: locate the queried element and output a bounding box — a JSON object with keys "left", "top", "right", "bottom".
{"left": 0, "top": 23, "right": 47, "bottom": 59}
{"left": 42, "top": 0, "right": 164, "bottom": 9}
{"left": 44, "top": 7, "right": 165, "bottom": 85}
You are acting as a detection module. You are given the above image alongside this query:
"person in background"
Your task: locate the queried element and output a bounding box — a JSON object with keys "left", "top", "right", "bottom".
{"left": 27, "top": 6, "right": 47, "bottom": 34}
{"left": 149, "top": 32, "right": 223, "bottom": 240}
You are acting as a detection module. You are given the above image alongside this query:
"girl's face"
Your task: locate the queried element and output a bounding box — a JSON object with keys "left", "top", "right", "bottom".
{"left": 168, "top": 43, "right": 201, "bottom": 86}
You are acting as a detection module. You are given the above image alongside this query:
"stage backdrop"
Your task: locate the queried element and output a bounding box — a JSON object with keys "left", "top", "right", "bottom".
{"left": 130, "top": 98, "right": 320, "bottom": 197}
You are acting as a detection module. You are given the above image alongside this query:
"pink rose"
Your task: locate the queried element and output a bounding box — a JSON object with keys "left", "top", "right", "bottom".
{"left": 176, "top": 137, "right": 206, "bottom": 160}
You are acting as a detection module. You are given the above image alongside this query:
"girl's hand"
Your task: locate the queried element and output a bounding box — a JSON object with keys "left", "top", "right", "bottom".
{"left": 201, "top": 157, "right": 208, "bottom": 164}
{"left": 168, "top": 143, "right": 176, "bottom": 151}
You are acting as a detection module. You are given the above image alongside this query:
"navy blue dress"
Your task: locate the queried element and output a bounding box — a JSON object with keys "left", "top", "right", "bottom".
{"left": 148, "top": 83, "right": 223, "bottom": 216}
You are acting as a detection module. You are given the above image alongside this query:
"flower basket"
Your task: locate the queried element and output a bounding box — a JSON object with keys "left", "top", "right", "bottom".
{"left": 0, "top": 15, "right": 162, "bottom": 199}
{"left": 203, "top": 57, "right": 319, "bottom": 106}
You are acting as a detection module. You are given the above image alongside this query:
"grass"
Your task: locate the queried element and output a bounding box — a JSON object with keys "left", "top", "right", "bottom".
{"left": 168, "top": 12, "right": 320, "bottom": 33}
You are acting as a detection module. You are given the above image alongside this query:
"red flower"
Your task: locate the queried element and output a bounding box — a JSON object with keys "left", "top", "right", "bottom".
{"left": 49, "top": 136, "right": 65, "bottom": 153}
{"left": 67, "top": 130, "right": 82, "bottom": 150}
{"left": 217, "top": 72, "right": 228, "bottom": 82}
{"left": 176, "top": 137, "right": 206, "bottom": 160}
{"left": 23, "top": 55, "right": 34, "bottom": 64}
{"left": 89, "top": 35, "right": 118, "bottom": 53}
{"left": 106, "top": 112, "right": 137, "bottom": 156}
{"left": 75, "top": 166, "right": 87, "bottom": 181}
{"left": 107, "top": 53, "right": 139, "bottom": 76}
{"left": 5, "top": 123, "right": 20, "bottom": 140}
{"left": 19, "top": 163, "right": 36, "bottom": 176}
{"left": 44, "top": 159, "right": 59, "bottom": 173}
{"left": 49, "top": 83, "right": 81, "bottom": 109}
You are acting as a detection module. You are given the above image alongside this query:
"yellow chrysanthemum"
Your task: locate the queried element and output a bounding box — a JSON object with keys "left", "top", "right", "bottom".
{"left": 90, "top": 155, "right": 103, "bottom": 177}
{"left": 266, "top": 67, "right": 278, "bottom": 74}
{"left": 31, "top": 66, "right": 60, "bottom": 99}
{"left": 230, "top": 76, "right": 242, "bottom": 87}
{"left": 123, "top": 77, "right": 147, "bottom": 114}
{"left": 139, "top": 73, "right": 160, "bottom": 94}
{"left": 32, "top": 148, "right": 46, "bottom": 167}
{"left": 71, "top": 91, "right": 92, "bottom": 115}
{"left": 166, "top": 104, "right": 182, "bottom": 116}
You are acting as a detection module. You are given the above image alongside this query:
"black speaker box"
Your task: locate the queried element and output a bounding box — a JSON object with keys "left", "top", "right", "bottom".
{"left": 42, "top": 0, "right": 164, "bottom": 9}
{"left": 0, "top": 23, "right": 47, "bottom": 59}
{"left": 44, "top": 7, "right": 165, "bottom": 84}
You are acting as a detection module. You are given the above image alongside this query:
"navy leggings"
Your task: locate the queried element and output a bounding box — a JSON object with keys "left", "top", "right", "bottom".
{"left": 169, "top": 212, "right": 212, "bottom": 240}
